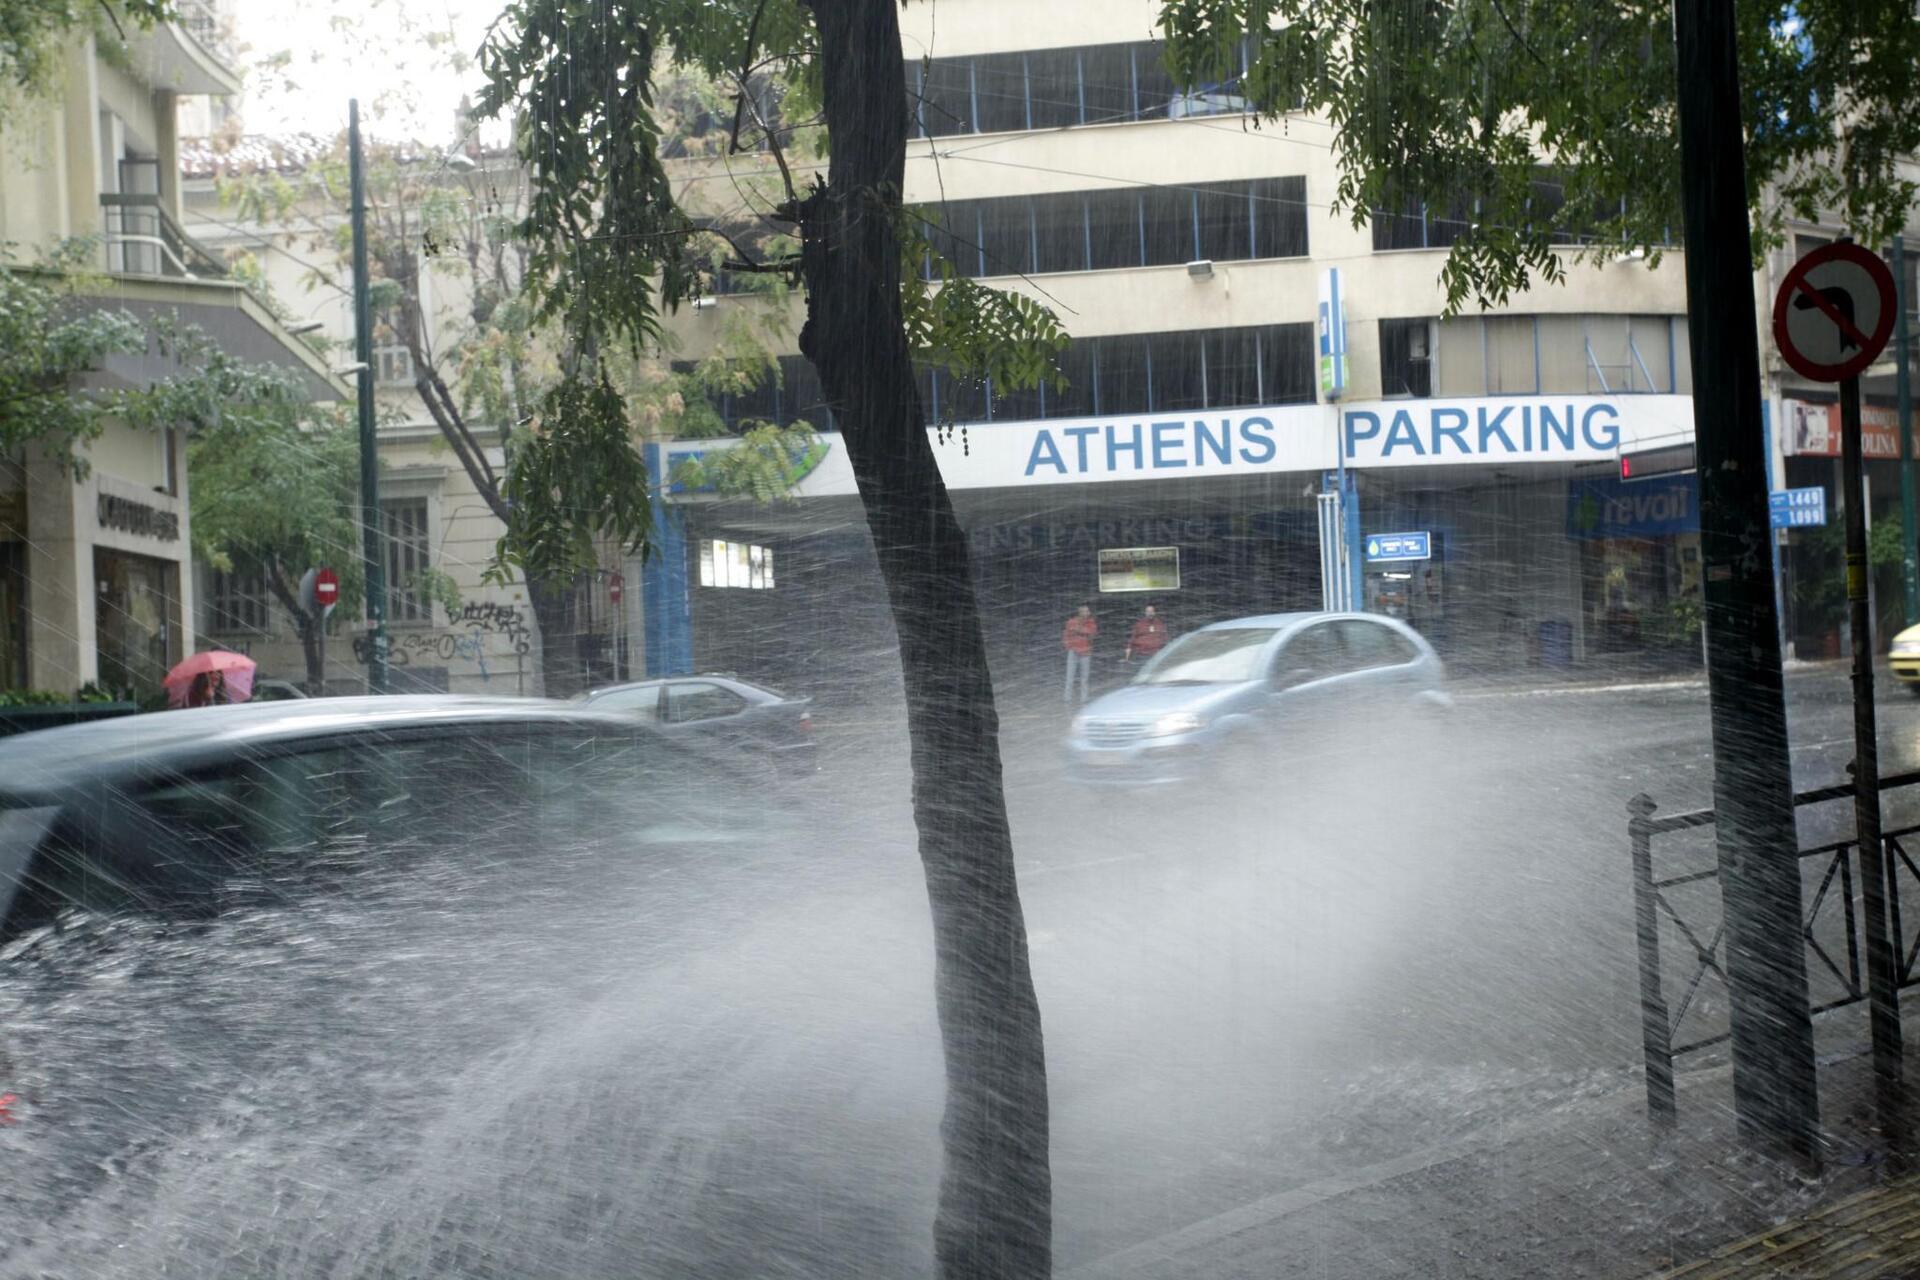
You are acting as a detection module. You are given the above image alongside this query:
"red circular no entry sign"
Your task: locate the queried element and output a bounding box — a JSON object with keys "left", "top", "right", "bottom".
{"left": 1772, "top": 241, "right": 1897, "bottom": 383}
{"left": 313, "top": 567, "right": 340, "bottom": 609}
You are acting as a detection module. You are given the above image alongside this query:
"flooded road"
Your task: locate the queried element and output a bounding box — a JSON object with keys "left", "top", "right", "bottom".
{"left": 1, "top": 666, "right": 1912, "bottom": 1277}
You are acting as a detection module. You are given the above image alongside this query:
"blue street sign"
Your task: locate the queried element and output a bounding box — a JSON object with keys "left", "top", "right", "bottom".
{"left": 1769, "top": 487, "right": 1827, "bottom": 529}
{"left": 1364, "top": 530, "right": 1431, "bottom": 562}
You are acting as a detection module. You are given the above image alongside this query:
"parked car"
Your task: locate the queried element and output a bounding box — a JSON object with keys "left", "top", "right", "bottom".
{"left": 1892, "top": 623, "right": 1920, "bottom": 691}
{"left": 0, "top": 697, "right": 762, "bottom": 944}
{"left": 251, "top": 679, "right": 310, "bottom": 702}
{"left": 576, "top": 675, "right": 818, "bottom": 775}
{"left": 1063, "top": 612, "right": 1450, "bottom": 788}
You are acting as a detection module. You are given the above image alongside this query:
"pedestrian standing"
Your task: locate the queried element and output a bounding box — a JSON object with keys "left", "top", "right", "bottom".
{"left": 1125, "top": 604, "right": 1169, "bottom": 665}
{"left": 1061, "top": 604, "right": 1098, "bottom": 704}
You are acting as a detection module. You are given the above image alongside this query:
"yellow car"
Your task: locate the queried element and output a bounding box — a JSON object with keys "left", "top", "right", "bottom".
{"left": 1893, "top": 623, "right": 1920, "bottom": 688}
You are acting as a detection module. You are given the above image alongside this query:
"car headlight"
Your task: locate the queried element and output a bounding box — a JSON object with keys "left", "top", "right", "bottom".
{"left": 1148, "top": 711, "right": 1205, "bottom": 737}
{"left": 1895, "top": 640, "right": 1920, "bottom": 656}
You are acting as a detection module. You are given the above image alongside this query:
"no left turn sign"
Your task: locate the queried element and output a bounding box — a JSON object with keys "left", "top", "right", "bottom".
{"left": 1772, "top": 241, "right": 1897, "bottom": 383}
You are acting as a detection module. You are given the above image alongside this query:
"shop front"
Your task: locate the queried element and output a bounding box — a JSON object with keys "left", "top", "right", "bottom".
{"left": 1780, "top": 395, "right": 1908, "bottom": 655}
{"left": 16, "top": 438, "right": 193, "bottom": 697}
{"left": 649, "top": 393, "right": 1701, "bottom": 693}
{"left": 1566, "top": 470, "right": 1702, "bottom": 666}
{"left": 95, "top": 546, "right": 180, "bottom": 694}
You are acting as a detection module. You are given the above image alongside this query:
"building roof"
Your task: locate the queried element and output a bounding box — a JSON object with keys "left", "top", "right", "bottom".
{"left": 179, "top": 133, "right": 338, "bottom": 180}
{"left": 179, "top": 133, "right": 515, "bottom": 181}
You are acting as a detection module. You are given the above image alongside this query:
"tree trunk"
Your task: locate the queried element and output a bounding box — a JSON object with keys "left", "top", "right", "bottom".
{"left": 265, "top": 565, "right": 325, "bottom": 696}
{"left": 527, "top": 574, "right": 584, "bottom": 697}
{"left": 796, "top": 2, "right": 1051, "bottom": 1274}
{"left": 299, "top": 620, "right": 324, "bottom": 696}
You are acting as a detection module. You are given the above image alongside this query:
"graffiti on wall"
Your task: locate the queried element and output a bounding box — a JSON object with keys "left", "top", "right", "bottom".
{"left": 351, "top": 601, "right": 533, "bottom": 676}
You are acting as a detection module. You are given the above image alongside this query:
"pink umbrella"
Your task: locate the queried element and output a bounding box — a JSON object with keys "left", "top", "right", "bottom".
{"left": 164, "top": 650, "right": 257, "bottom": 708}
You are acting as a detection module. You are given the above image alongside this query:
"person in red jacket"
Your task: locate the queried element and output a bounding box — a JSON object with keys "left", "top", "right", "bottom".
{"left": 1125, "top": 604, "right": 1169, "bottom": 665}
{"left": 1062, "top": 604, "right": 1098, "bottom": 704}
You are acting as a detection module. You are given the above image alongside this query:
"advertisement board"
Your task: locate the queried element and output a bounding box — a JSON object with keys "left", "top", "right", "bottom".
{"left": 1097, "top": 546, "right": 1180, "bottom": 593}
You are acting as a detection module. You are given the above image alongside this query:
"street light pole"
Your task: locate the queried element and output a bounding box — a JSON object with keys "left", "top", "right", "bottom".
{"left": 349, "top": 99, "right": 389, "bottom": 693}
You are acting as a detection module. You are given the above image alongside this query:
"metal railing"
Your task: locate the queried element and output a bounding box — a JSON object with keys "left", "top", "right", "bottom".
{"left": 101, "top": 193, "right": 228, "bottom": 281}
{"left": 172, "top": 0, "right": 235, "bottom": 65}
{"left": 1629, "top": 769, "right": 1920, "bottom": 1126}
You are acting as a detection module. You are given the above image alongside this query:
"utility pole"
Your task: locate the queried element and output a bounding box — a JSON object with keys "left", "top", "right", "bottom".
{"left": 349, "top": 99, "right": 389, "bottom": 693}
{"left": 1673, "top": 0, "right": 1819, "bottom": 1161}
{"left": 1841, "top": 364, "right": 1903, "bottom": 1090}
{"left": 1895, "top": 236, "right": 1917, "bottom": 627}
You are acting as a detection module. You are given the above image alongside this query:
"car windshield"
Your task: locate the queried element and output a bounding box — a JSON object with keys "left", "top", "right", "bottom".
{"left": 1133, "top": 628, "right": 1277, "bottom": 685}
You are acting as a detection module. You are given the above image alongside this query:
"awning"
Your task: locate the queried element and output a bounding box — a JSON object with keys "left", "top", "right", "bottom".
{"left": 68, "top": 274, "right": 349, "bottom": 402}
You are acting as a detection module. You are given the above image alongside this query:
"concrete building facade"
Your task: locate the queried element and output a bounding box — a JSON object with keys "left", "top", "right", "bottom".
{"left": 0, "top": 11, "right": 338, "bottom": 696}
{"left": 645, "top": 0, "right": 1920, "bottom": 700}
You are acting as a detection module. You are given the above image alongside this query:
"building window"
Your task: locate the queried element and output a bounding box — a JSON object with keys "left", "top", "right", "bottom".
{"left": 907, "top": 38, "right": 1255, "bottom": 139}
{"left": 1372, "top": 191, "right": 1474, "bottom": 251}
{"left": 915, "top": 176, "right": 1307, "bottom": 281}
{"left": 208, "top": 563, "right": 271, "bottom": 634}
{"left": 1379, "top": 318, "right": 1435, "bottom": 398}
{"left": 697, "top": 539, "right": 775, "bottom": 589}
{"left": 952, "top": 321, "right": 1316, "bottom": 423}
{"left": 373, "top": 307, "right": 413, "bottom": 386}
{"left": 382, "top": 497, "right": 433, "bottom": 624}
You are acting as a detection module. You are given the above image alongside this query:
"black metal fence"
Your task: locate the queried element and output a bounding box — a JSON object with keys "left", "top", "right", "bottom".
{"left": 1630, "top": 769, "right": 1920, "bottom": 1125}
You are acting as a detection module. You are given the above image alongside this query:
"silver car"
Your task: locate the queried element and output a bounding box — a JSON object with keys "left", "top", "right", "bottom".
{"left": 1064, "top": 611, "right": 1450, "bottom": 787}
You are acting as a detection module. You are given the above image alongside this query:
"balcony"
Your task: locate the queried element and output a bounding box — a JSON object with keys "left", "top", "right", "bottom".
{"left": 173, "top": 0, "right": 235, "bottom": 66}
{"left": 124, "top": 2, "right": 241, "bottom": 96}
{"left": 101, "top": 193, "right": 228, "bottom": 281}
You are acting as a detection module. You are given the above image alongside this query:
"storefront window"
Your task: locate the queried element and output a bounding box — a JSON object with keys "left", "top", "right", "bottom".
{"left": 95, "top": 548, "right": 176, "bottom": 696}
{"left": 0, "top": 541, "right": 23, "bottom": 690}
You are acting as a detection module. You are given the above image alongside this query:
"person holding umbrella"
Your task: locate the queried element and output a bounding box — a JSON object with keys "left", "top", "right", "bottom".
{"left": 165, "top": 650, "right": 257, "bottom": 709}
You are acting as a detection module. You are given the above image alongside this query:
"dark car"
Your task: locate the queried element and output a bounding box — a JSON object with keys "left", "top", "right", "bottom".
{"left": 576, "top": 675, "right": 818, "bottom": 776}
{"left": 0, "top": 696, "right": 763, "bottom": 944}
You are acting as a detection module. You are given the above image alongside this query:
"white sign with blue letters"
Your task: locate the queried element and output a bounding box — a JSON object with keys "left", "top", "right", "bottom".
{"left": 1342, "top": 396, "right": 1695, "bottom": 469}
{"left": 661, "top": 396, "right": 1700, "bottom": 498}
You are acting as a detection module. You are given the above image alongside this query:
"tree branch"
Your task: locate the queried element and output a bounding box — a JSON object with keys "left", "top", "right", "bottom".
{"left": 1486, "top": 0, "right": 1549, "bottom": 68}
{"left": 722, "top": 256, "right": 802, "bottom": 274}
{"left": 262, "top": 559, "right": 311, "bottom": 638}
{"left": 731, "top": 67, "right": 798, "bottom": 205}
{"left": 411, "top": 368, "right": 510, "bottom": 523}
{"left": 727, "top": 0, "right": 773, "bottom": 155}
{"left": 95, "top": 0, "right": 126, "bottom": 40}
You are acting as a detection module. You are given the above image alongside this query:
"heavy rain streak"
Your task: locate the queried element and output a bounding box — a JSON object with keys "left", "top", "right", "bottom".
{"left": 5, "top": 1, "right": 1920, "bottom": 1278}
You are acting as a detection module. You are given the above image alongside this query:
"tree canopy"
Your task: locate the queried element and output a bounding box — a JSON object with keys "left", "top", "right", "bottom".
{"left": 1157, "top": 0, "right": 1920, "bottom": 311}
{"left": 0, "top": 0, "right": 172, "bottom": 95}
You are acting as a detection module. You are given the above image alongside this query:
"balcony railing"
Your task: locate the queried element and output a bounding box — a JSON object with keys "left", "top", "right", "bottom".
{"left": 101, "top": 193, "right": 228, "bottom": 281}
{"left": 173, "top": 0, "right": 235, "bottom": 65}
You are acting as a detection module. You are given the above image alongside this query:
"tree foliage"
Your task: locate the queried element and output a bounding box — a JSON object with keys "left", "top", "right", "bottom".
{"left": 1158, "top": 0, "right": 1920, "bottom": 312}
{"left": 189, "top": 398, "right": 366, "bottom": 616}
{"left": 0, "top": 0, "right": 171, "bottom": 95}
{"left": 0, "top": 256, "right": 148, "bottom": 470}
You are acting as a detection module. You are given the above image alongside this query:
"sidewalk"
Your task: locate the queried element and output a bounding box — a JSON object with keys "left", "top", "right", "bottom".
{"left": 1060, "top": 1040, "right": 1917, "bottom": 1279}
{"left": 1656, "top": 1172, "right": 1920, "bottom": 1278}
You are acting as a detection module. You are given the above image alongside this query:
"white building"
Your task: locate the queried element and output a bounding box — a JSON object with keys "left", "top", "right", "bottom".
{"left": 0, "top": 7, "right": 339, "bottom": 696}
{"left": 646, "top": 0, "right": 1918, "bottom": 698}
